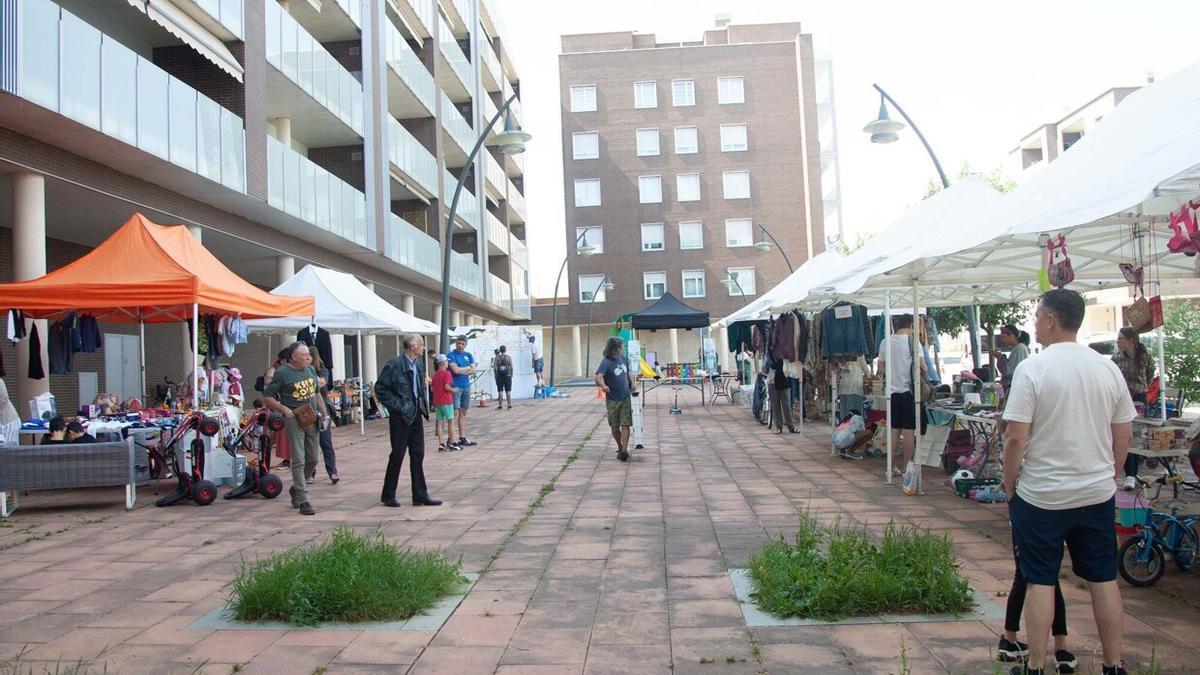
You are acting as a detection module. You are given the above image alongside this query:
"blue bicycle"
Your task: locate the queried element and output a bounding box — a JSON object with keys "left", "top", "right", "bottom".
{"left": 1118, "top": 476, "right": 1199, "bottom": 587}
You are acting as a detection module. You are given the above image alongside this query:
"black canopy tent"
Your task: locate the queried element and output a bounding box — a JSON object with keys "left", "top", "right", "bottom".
{"left": 629, "top": 292, "right": 710, "bottom": 330}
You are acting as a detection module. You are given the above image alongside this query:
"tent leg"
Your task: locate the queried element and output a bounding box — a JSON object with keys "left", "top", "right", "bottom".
{"left": 884, "top": 290, "right": 893, "bottom": 484}
{"left": 830, "top": 370, "right": 838, "bottom": 456}
{"left": 139, "top": 320, "right": 147, "bottom": 402}
{"left": 1154, "top": 281, "right": 1167, "bottom": 422}
{"left": 913, "top": 280, "right": 922, "bottom": 495}
{"left": 192, "top": 303, "right": 199, "bottom": 410}
{"left": 358, "top": 330, "right": 365, "bottom": 435}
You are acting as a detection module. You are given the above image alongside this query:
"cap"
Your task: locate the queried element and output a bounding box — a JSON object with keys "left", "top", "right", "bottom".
{"left": 434, "top": 354, "right": 448, "bottom": 363}
{"left": 455, "top": 335, "right": 468, "bottom": 343}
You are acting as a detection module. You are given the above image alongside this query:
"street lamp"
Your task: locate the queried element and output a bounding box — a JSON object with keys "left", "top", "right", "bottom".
{"left": 439, "top": 93, "right": 530, "bottom": 354}
{"left": 547, "top": 230, "right": 596, "bottom": 387}
{"left": 583, "top": 275, "right": 614, "bottom": 375}
{"left": 719, "top": 270, "right": 750, "bottom": 306}
{"left": 753, "top": 224, "right": 794, "bottom": 273}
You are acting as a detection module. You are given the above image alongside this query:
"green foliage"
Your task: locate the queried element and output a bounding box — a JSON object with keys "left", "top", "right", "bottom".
{"left": 1162, "top": 301, "right": 1200, "bottom": 408}
{"left": 748, "top": 514, "right": 972, "bottom": 621}
{"left": 231, "top": 528, "right": 465, "bottom": 626}
{"left": 925, "top": 162, "right": 1017, "bottom": 198}
{"left": 836, "top": 231, "right": 875, "bottom": 255}
{"left": 926, "top": 302, "right": 1034, "bottom": 339}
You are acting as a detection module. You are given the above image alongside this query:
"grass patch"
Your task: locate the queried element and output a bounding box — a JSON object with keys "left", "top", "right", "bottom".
{"left": 748, "top": 514, "right": 972, "bottom": 621}
{"left": 231, "top": 528, "right": 464, "bottom": 626}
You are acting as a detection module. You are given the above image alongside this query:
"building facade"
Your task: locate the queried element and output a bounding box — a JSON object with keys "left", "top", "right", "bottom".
{"left": 540, "top": 20, "right": 828, "bottom": 379}
{"left": 0, "top": 0, "right": 530, "bottom": 410}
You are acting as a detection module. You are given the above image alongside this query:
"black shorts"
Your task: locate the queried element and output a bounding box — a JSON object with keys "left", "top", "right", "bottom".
{"left": 495, "top": 377, "right": 512, "bottom": 392}
{"left": 1009, "top": 493, "right": 1117, "bottom": 585}
{"left": 888, "top": 391, "right": 926, "bottom": 432}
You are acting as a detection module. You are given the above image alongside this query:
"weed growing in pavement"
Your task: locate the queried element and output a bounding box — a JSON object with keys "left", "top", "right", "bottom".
{"left": 0, "top": 646, "right": 109, "bottom": 675}
{"left": 230, "top": 527, "right": 464, "bottom": 626}
{"left": 748, "top": 513, "right": 972, "bottom": 621}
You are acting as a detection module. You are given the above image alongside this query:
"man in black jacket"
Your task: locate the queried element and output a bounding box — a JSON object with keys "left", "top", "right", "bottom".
{"left": 375, "top": 334, "right": 441, "bottom": 507}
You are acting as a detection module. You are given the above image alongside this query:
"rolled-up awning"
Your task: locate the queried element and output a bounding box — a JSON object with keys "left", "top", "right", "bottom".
{"left": 127, "top": 0, "right": 244, "bottom": 83}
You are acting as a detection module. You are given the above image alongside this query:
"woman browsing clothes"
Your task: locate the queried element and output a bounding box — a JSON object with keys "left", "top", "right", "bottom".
{"left": 1113, "top": 326, "right": 1156, "bottom": 490}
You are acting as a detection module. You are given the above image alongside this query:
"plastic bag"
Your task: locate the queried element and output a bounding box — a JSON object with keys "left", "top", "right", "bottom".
{"left": 901, "top": 460, "right": 920, "bottom": 496}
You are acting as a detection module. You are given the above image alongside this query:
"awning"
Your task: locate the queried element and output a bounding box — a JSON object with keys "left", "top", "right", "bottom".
{"left": 127, "top": 0, "right": 244, "bottom": 83}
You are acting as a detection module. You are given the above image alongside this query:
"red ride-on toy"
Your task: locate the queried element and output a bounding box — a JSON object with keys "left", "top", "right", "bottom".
{"left": 154, "top": 413, "right": 222, "bottom": 506}
{"left": 223, "top": 407, "right": 286, "bottom": 500}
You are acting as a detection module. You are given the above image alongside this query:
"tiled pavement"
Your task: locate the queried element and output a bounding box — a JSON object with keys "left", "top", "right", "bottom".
{"left": 1, "top": 390, "right": 1198, "bottom": 674}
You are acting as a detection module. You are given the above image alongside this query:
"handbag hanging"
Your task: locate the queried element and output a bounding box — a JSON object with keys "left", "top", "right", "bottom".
{"left": 1046, "top": 234, "right": 1075, "bottom": 288}
{"left": 292, "top": 400, "right": 319, "bottom": 427}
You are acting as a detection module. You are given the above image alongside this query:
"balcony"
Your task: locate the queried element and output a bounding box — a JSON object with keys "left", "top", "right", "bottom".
{"left": 504, "top": 145, "right": 524, "bottom": 178}
{"left": 389, "top": 0, "right": 433, "bottom": 40}
{"left": 481, "top": 93, "right": 500, "bottom": 139}
{"left": 444, "top": 169, "right": 480, "bottom": 229}
{"left": 265, "top": 0, "right": 364, "bottom": 146}
{"left": 286, "top": 0, "right": 361, "bottom": 41}
{"left": 511, "top": 238, "right": 528, "bottom": 271}
{"left": 479, "top": 0, "right": 503, "bottom": 42}
{"left": 484, "top": 152, "right": 506, "bottom": 202}
{"left": 1, "top": 0, "right": 245, "bottom": 192}
{"left": 488, "top": 273, "right": 512, "bottom": 309}
{"left": 485, "top": 210, "right": 509, "bottom": 255}
{"left": 480, "top": 39, "right": 502, "bottom": 93}
{"left": 437, "top": 22, "right": 473, "bottom": 103}
{"left": 440, "top": 92, "right": 474, "bottom": 164}
{"left": 450, "top": 252, "right": 481, "bottom": 296}
{"left": 505, "top": 178, "right": 526, "bottom": 224}
{"left": 267, "top": 135, "right": 369, "bottom": 249}
{"left": 384, "top": 21, "right": 434, "bottom": 118}
{"left": 440, "top": 0, "right": 471, "bottom": 37}
{"left": 387, "top": 117, "right": 438, "bottom": 199}
{"left": 185, "top": 0, "right": 245, "bottom": 40}
{"left": 383, "top": 212, "right": 441, "bottom": 281}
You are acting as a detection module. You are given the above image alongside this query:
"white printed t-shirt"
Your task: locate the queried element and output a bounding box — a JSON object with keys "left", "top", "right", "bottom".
{"left": 883, "top": 334, "right": 913, "bottom": 395}
{"left": 1002, "top": 341, "right": 1136, "bottom": 510}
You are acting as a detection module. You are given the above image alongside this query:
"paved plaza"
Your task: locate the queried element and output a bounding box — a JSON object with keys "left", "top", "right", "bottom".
{"left": 1, "top": 391, "right": 1198, "bottom": 674}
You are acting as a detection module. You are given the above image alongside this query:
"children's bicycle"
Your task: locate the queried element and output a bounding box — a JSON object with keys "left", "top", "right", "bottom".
{"left": 1117, "top": 476, "right": 1199, "bottom": 587}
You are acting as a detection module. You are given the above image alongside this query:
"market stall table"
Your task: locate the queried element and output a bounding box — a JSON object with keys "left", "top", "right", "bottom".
{"left": 639, "top": 376, "right": 708, "bottom": 408}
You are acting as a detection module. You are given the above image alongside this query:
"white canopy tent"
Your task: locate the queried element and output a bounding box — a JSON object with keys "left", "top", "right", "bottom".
{"left": 246, "top": 265, "right": 440, "bottom": 434}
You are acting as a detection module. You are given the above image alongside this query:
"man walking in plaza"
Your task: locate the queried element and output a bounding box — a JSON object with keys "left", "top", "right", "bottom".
{"left": 878, "top": 314, "right": 923, "bottom": 474}
{"left": 1002, "top": 289, "right": 1134, "bottom": 675}
{"left": 263, "top": 342, "right": 321, "bottom": 516}
{"left": 446, "top": 335, "right": 478, "bottom": 446}
{"left": 376, "top": 334, "right": 441, "bottom": 507}
{"left": 594, "top": 336, "right": 637, "bottom": 461}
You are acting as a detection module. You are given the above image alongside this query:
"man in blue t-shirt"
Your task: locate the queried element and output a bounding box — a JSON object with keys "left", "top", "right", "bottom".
{"left": 446, "top": 335, "right": 477, "bottom": 446}
{"left": 594, "top": 336, "right": 638, "bottom": 462}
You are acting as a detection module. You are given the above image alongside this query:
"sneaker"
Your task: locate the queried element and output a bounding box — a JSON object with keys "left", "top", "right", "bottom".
{"left": 448, "top": 443, "right": 463, "bottom": 452}
{"left": 997, "top": 637, "right": 1030, "bottom": 662}
{"left": 1123, "top": 475, "right": 1138, "bottom": 491}
{"left": 459, "top": 436, "right": 477, "bottom": 446}
{"left": 298, "top": 502, "right": 315, "bottom": 516}
{"left": 617, "top": 449, "right": 630, "bottom": 462}
{"left": 306, "top": 475, "right": 315, "bottom": 484}
{"left": 507, "top": 405, "right": 512, "bottom": 410}
{"left": 437, "top": 443, "right": 448, "bottom": 453}
{"left": 1100, "top": 665, "right": 1127, "bottom": 675}
{"left": 1055, "top": 650, "right": 1078, "bottom": 674}
{"left": 330, "top": 473, "right": 339, "bottom": 484}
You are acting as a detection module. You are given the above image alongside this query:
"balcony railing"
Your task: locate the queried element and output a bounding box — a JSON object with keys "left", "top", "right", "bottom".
{"left": 511, "top": 238, "right": 528, "bottom": 271}
{"left": 384, "top": 20, "right": 434, "bottom": 114}
{"left": 265, "top": 0, "right": 364, "bottom": 136}
{"left": 332, "top": 0, "right": 363, "bottom": 28}
{"left": 488, "top": 273, "right": 512, "bottom": 309}
{"left": 438, "top": 21, "right": 473, "bottom": 96}
{"left": 485, "top": 209, "right": 509, "bottom": 255}
{"left": 482, "top": 94, "right": 499, "bottom": 138}
{"left": 392, "top": 0, "right": 433, "bottom": 38}
{"left": 480, "top": 38, "right": 502, "bottom": 93}
{"left": 444, "top": 169, "right": 480, "bottom": 228}
{"left": 506, "top": 178, "right": 526, "bottom": 223}
{"left": 450, "top": 252, "right": 481, "bottom": 296}
{"left": 189, "top": 0, "right": 245, "bottom": 39}
{"left": 383, "top": 212, "right": 441, "bottom": 281}
{"left": 2, "top": 0, "right": 246, "bottom": 192}
{"left": 267, "top": 135, "right": 368, "bottom": 249}
{"left": 439, "top": 93, "right": 474, "bottom": 158}
{"left": 484, "top": 151, "right": 506, "bottom": 198}
{"left": 387, "top": 117, "right": 438, "bottom": 195}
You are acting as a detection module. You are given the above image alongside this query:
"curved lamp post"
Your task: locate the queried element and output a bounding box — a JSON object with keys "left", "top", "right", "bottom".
{"left": 753, "top": 224, "right": 794, "bottom": 273}
{"left": 583, "top": 275, "right": 614, "bottom": 377}
{"left": 439, "top": 93, "right": 531, "bottom": 354}
{"left": 547, "top": 230, "right": 596, "bottom": 387}
{"left": 719, "top": 270, "right": 750, "bottom": 306}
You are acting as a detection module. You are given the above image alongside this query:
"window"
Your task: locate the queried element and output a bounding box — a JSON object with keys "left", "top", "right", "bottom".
{"left": 636, "top": 128, "right": 660, "bottom": 156}
{"left": 676, "top": 174, "right": 701, "bottom": 202}
{"left": 643, "top": 272, "right": 666, "bottom": 300}
{"left": 570, "top": 84, "right": 596, "bottom": 112}
{"left": 674, "top": 126, "right": 698, "bottom": 154}
{"left": 574, "top": 178, "right": 601, "bottom": 207}
{"left": 641, "top": 223, "right": 665, "bottom": 251}
{"left": 634, "top": 81, "right": 657, "bottom": 109}
{"left": 576, "top": 226, "right": 603, "bottom": 254}
{"left": 579, "top": 274, "right": 607, "bottom": 302}
{"left": 725, "top": 218, "right": 753, "bottom": 247}
{"left": 672, "top": 79, "right": 695, "bottom": 106}
{"left": 720, "top": 123, "right": 747, "bottom": 152}
{"left": 727, "top": 267, "right": 756, "bottom": 295}
{"left": 679, "top": 221, "right": 703, "bottom": 249}
{"left": 638, "top": 175, "right": 662, "bottom": 204}
{"left": 723, "top": 170, "right": 751, "bottom": 199}
{"left": 572, "top": 131, "right": 599, "bottom": 160}
{"left": 682, "top": 270, "right": 706, "bottom": 298}
{"left": 717, "top": 76, "right": 745, "bottom": 104}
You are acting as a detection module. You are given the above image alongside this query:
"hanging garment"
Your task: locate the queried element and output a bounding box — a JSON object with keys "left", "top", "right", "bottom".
{"left": 27, "top": 323, "right": 44, "bottom": 380}
{"left": 298, "top": 326, "right": 334, "bottom": 370}
{"left": 772, "top": 314, "right": 796, "bottom": 362}
{"left": 78, "top": 314, "right": 101, "bottom": 352}
{"left": 820, "top": 302, "right": 869, "bottom": 357}
{"left": 48, "top": 314, "right": 75, "bottom": 374}
{"left": 68, "top": 313, "right": 83, "bottom": 353}
{"left": 230, "top": 316, "right": 248, "bottom": 345}
{"left": 203, "top": 315, "right": 221, "bottom": 367}
{"left": 727, "top": 321, "right": 753, "bottom": 353}
{"left": 218, "top": 315, "right": 237, "bottom": 357}
{"left": 7, "top": 309, "right": 26, "bottom": 343}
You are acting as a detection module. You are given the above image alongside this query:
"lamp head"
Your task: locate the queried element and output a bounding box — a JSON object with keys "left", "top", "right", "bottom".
{"left": 577, "top": 244, "right": 596, "bottom": 257}
{"left": 603, "top": 281, "right": 615, "bottom": 292}
{"left": 754, "top": 240, "right": 773, "bottom": 252}
{"left": 863, "top": 98, "right": 904, "bottom": 144}
{"left": 719, "top": 274, "right": 736, "bottom": 291}
{"left": 490, "top": 112, "right": 532, "bottom": 155}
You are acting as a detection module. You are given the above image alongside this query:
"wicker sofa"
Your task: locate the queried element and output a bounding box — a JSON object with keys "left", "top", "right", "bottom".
{"left": 0, "top": 438, "right": 142, "bottom": 517}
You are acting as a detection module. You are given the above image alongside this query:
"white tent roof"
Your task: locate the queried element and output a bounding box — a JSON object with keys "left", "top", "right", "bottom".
{"left": 244, "top": 265, "right": 439, "bottom": 334}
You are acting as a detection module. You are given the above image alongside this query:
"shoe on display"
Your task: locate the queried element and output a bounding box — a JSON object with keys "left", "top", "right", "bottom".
{"left": 1055, "top": 649, "right": 1078, "bottom": 674}
{"left": 997, "top": 637, "right": 1030, "bottom": 662}
{"left": 1123, "top": 475, "right": 1138, "bottom": 491}
{"left": 298, "top": 502, "right": 315, "bottom": 516}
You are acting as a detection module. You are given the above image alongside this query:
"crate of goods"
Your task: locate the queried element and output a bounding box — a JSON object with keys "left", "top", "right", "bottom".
{"left": 954, "top": 477, "right": 1000, "bottom": 499}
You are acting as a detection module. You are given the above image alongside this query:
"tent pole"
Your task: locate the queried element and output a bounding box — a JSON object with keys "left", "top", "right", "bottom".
{"left": 358, "top": 330, "right": 365, "bottom": 435}
{"left": 1154, "top": 280, "right": 1167, "bottom": 422}
{"left": 884, "top": 290, "right": 893, "bottom": 484}
{"left": 139, "top": 319, "right": 147, "bottom": 402}
{"left": 192, "top": 303, "right": 199, "bottom": 410}
{"left": 913, "top": 280, "right": 922, "bottom": 495}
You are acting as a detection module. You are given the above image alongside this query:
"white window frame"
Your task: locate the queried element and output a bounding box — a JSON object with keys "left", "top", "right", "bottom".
{"left": 725, "top": 218, "right": 753, "bottom": 247}
{"left": 643, "top": 271, "right": 667, "bottom": 300}
{"left": 720, "top": 123, "right": 747, "bottom": 152}
{"left": 640, "top": 222, "right": 665, "bottom": 252}
{"left": 638, "top": 175, "right": 662, "bottom": 204}
{"left": 636, "top": 128, "right": 660, "bottom": 157}
{"left": 682, "top": 269, "right": 706, "bottom": 299}
{"left": 634, "top": 81, "right": 657, "bottom": 109}
{"left": 676, "top": 173, "right": 701, "bottom": 202}
{"left": 717, "top": 76, "right": 745, "bottom": 104}
{"left": 671, "top": 79, "right": 695, "bottom": 107}
{"left": 569, "top": 84, "right": 597, "bottom": 112}
{"left": 572, "top": 131, "right": 599, "bottom": 160}
{"left": 679, "top": 221, "right": 703, "bottom": 250}
{"left": 727, "top": 267, "right": 756, "bottom": 295}
{"left": 574, "top": 178, "right": 601, "bottom": 207}
{"left": 579, "top": 274, "right": 607, "bottom": 303}
{"left": 723, "top": 170, "right": 751, "bottom": 199}
{"left": 674, "top": 126, "right": 698, "bottom": 154}
{"left": 576, "top": 226, "right": 603, "bottom": 254}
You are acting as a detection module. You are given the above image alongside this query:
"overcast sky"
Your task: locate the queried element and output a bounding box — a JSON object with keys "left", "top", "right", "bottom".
{"left": 497, "top": 0, "right": 1200, "bottom": 297}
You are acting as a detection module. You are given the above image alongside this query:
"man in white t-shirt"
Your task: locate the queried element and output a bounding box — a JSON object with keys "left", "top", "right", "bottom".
{"left": 878, "top": 314, "right": 924, "bottom": 473}
{"left": 1002, "top": 289, "right": 1134, "bottom": 675}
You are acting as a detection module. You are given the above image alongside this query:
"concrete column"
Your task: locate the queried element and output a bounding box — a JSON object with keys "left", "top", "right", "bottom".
{"left": 276, "top": 255, "right": 295, "bottom": 283}
{"left": 178, "top": 225, "right": 204, "bottom": 378}
{"left": 718, "top": 326, "right": 731, "bottom": 372}
{"left": 571, "top": 325, "right": 583, "bottom": 377}
{"left": 402, "top": 294, "right": 415, "bottom": 316}
{"left": 12, "top": 173, "right": 48, "bottom": 407}
{"left": 362, "top": 283, "right": 378, "bottom": 381}
{"left": 451, "top": 310, "right": 463, "bottom": 327}
{"left": 466, "top": 314, "right": 479, "bottom": 326}
{"left": 271, "top": 116, "right": 292, "bottom": 146}
{"left": 330, "top": 333, "right": 346, "bottom": 381}
{"left": 669, "top": 328, "right": 680, "bottom": 364}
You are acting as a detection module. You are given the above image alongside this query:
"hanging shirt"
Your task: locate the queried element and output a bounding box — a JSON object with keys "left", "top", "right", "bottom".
{"left": 7, "top": 310, "right": 26, "bottom": 343}
{"left": 48, "top": 316, "right": 74, "bottom": 374}
{"left": 78, "top": 315, "right": 101, "bottom": 352}
{"left": 230, "top": 316, "right": 248, "bottom": 345}
{"left": 27, "top": 324, "right": 44, "bottom": 380}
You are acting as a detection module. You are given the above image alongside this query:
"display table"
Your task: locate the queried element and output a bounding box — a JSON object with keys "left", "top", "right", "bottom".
{"left": 639, "top": 376, "right": 707, "bottom": 407}
{"left": 708, "top": 374, "right": 739, "bottom": 405}
{"left": 1131, "top": 419, "right": 1197, "bottom": 498}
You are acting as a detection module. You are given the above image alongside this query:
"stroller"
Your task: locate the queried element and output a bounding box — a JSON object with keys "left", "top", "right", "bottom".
{"left": 223, "top": 407, "right": 286, "bottom": 500}
{"left": 154, "top": 413, "right": 222, "bottom": 507}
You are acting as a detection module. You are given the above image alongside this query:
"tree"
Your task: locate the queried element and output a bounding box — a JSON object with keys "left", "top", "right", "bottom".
{"left": 1162, "top": 300, "right": 1200, "bottom": 408}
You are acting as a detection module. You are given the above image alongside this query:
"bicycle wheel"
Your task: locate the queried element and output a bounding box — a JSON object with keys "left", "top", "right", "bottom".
{"left": 1118, "top": 535, "right": 1166, "bottom": 587}
{"left": 1171, "top": 523, "right": 1198, "bottom": 572}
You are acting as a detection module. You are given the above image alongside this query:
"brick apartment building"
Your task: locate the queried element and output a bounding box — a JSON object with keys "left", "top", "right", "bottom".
{"left": 0, "top": 0, "right": 530, "bottom": 411}
{"left": 534, "top": 18, "right": 838, "bottom": 380}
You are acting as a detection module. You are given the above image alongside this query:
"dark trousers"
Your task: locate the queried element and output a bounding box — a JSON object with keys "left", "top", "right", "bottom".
{"left": 1005, "top": 544, "right": 1068, "bottom": 636}
{"left": 319, "top": 426, "right": 337, "bottom": 477}
{"left": 381, "top": 413, "right": 428, "bottom": 502}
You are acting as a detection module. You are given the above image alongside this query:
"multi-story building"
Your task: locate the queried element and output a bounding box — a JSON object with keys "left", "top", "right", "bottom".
{"left": 0, "top": 0, "right": 530, "bottom": 411}
{"left": 538, "top": 18, "right": 829, "bottom": 380}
